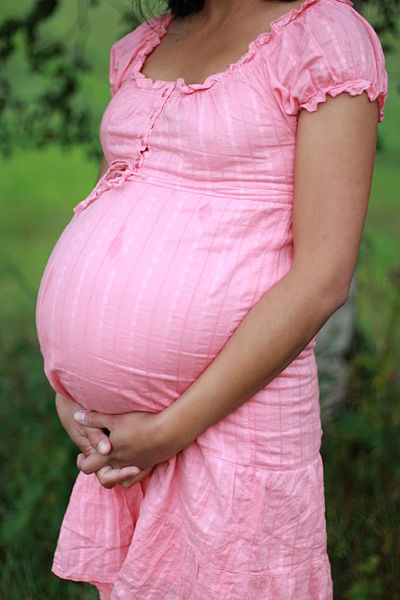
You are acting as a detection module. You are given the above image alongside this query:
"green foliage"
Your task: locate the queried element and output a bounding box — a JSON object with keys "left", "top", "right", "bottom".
{"left": 0, "top": 305, "right": 97, "bottom": 598}
{"left": 0, "top": 0, "right": 167, "bottom": 161}
{"left": 322, "top": 264, "right": 400, "bottom": 599}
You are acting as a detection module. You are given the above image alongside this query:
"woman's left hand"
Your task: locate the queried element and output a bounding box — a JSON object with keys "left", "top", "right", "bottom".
{"left": 73, "top": 409, "right": 179, "bottom": 488}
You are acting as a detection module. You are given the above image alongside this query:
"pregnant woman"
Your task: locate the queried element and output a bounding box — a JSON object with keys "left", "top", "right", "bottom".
{"left": 35, "top": 0, "right": 388, "bottom": 597}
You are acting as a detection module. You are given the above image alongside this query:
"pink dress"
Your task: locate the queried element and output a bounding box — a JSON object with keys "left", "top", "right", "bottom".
{"left": 35, "top": 0, "right": 388, "bottom": 598}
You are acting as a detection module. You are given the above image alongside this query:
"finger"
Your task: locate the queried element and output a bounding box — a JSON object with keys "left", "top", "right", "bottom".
{"left": 97, "top": 465, "right": 142, "bottom": 489}
{"left": 73, "top": 410, "right": 114, "bottom": 430}
{"left": 85, "top": 427, "right": 112, "bottom": 455}
{"left": 76, "top": 452, "right": 91, "bottom": 470}
{"left": 95, "top": 465, "right": 116, "bottom": 489}
{"left": 77, "top": 450, "right": 110, "bottom": 474}
{"left": 75, "top": 433, "right": 97, "bottom": 457}
{"left": 120, "top": 477, "right": 139, "bottom": 488}
{"left": 120, "top": 466, "right": 153, "bottom": 489}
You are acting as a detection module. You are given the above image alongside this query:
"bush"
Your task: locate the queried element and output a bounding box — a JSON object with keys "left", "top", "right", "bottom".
{"left": 0, "top": 295, "right": 96, "bottom": 598}
{"left": 322, "top": 264, "right": 400, "bottom": 599}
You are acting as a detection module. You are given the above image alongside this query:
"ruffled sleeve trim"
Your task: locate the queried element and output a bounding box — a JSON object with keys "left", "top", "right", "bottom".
{"left": 270, "top": 0, "right": 389, "bottom": 123}
{"left": 298, "top": 78, "right": 388, "bottom": 123}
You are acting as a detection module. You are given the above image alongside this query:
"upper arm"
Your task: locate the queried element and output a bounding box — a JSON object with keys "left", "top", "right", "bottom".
{"left": 274, "top": 3, "right": 388, "bottom": 306}
{"left": 291, "top": 90, "right": 379, "bottom": 305}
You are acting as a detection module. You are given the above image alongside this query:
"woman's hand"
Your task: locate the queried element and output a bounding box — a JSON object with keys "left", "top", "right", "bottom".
{"left": 55, "top": 393, "right": 113, "bottom": 457}
{"left": 73, "top": 409, "right": 181, "bottom": 489}
{"left": 94, "top": 464, "right": 155, "bottom": 490}
{"left": 55, "top": 393, "right": 141, "bottom": 486}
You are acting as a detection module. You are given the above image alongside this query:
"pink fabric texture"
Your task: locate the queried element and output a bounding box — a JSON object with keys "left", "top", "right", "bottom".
{"left": 35, "top": 0, "right": 388, "bottom": 597}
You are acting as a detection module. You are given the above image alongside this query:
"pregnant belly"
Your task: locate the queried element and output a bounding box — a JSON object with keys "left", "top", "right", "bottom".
{"left": 35, "top": 181, "right": 294, "bottom": 413}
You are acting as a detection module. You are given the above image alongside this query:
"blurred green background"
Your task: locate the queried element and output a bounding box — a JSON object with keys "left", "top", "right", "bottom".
{"left": 0, "top": 1, "right": 399, "bottom": 598}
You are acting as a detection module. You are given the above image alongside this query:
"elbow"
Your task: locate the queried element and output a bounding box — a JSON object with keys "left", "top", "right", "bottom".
{"left": 332, "top": 288, "right": 350, "bottom": 311}
{"left": 319, "top": 278, "right": 352, "bottom": 315}
{"left": 290, "top": 263, "right": 353, "bottom": 316}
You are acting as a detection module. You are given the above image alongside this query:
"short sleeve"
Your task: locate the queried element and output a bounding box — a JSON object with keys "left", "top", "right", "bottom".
{"left": 108, "top": 20, "right": 154, "bottom": 97}
{"left": 108, "top": 30, "right": 139, "bottom": 98}
{"left": 109, "top": 40, "right": 121, "bottom": 97}
{"left": 275, "top": 0, "right": 388, "bottom": 123}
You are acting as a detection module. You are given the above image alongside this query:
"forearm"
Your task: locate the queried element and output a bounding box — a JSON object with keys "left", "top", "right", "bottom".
{"left": 159, "top": 267, "right": 347, "bottom": 452}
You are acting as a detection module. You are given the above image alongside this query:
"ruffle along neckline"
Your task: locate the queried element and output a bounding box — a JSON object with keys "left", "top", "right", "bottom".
{"left": 130, "top": 0, "right": 355, "bottom": 95}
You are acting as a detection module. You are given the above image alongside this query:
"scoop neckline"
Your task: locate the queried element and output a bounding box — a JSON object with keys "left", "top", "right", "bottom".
{"left": 131, "top": 0, "right": 354, "bottom": 94}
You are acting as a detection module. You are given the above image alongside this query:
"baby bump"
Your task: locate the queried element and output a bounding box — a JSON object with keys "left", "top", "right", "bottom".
{"left": 35, "top": 181, "right": 294, "bottom": 414}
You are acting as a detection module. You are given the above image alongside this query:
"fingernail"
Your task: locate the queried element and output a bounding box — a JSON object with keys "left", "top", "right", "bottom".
{"left": 98, "top": 440, "right": 109, "bottom": 454}
{"left": 74, "top": 411, "right": 86, "bottom": 423}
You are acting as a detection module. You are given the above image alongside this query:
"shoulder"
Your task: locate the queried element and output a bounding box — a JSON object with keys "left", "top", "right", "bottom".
{"left": 283, "top": 0, "right": 386, "bottom": 63}
{"left": 111, "top": 13, "right": 165, "bottom": 55}
{"left": 109, "top": 15, "right": 165, "bottom": 96}
{"left": 110, "top": 19, "right": 151, "bottom": 68}
{"left": 270, "top": 0, "right": 388, "bottom": 122}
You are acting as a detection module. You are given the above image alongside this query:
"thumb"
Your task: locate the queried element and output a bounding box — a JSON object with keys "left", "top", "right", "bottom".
{"left": 73, "top": 409, "right": 113, "bottom": 430}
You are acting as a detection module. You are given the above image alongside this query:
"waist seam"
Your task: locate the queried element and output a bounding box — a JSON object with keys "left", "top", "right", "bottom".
{"left": 124, "top": 175, "right": 294, "bottom": 206}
